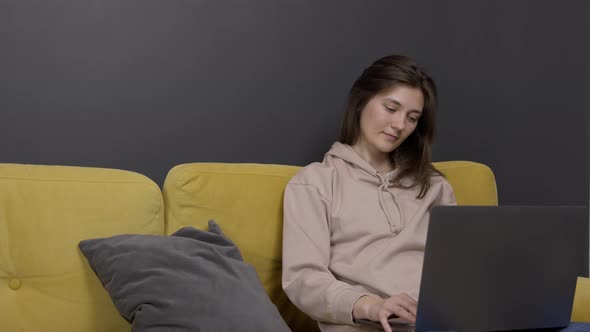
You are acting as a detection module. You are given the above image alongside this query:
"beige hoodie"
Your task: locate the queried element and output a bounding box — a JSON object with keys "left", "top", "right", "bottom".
{"left": 282, "top": 142, "right": 456, "bottom": 332}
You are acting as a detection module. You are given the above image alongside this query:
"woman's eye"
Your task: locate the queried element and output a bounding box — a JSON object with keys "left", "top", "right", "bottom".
{"left": 408, "top": 117, "right": 418, "bottom": 123}
{"left": 386, "top": 107, "right": 397, "bottom": 112}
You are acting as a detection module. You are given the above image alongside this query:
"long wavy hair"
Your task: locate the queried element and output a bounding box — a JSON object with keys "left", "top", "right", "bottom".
{"left": 339, "top": 55, "right": 442, "bottom": 198}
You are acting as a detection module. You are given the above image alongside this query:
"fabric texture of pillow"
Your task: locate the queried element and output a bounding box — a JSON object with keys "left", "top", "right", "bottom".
{"left": 79, "top": 220, "right": 291, "bottom": 332}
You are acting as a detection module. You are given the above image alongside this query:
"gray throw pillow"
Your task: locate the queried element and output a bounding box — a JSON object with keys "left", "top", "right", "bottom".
{"left": 79, "top": 220, "right": 291, "bottom": 332}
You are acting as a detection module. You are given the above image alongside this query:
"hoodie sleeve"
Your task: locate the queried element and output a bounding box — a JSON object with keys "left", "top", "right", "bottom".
{"left": 282, "top": 180, "right": 371, "bottom": 325}
{"left": 439, "top": 178, "right": 457, "bottom": 206}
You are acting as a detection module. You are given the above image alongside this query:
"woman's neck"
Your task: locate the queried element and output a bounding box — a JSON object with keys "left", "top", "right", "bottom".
{"left": 351, "top": 142, "right": 394, "bottom": 174}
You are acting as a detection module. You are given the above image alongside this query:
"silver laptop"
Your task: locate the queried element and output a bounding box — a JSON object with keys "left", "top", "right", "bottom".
{"left": 357, "top": 206, "right": 588, "bottom": 332}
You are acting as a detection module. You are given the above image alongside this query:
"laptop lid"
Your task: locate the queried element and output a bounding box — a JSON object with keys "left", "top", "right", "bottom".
{"left": 416, "top": 206, "right": 588, "bottom": 332}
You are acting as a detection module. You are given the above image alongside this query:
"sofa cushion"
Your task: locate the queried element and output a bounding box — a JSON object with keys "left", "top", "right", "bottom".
{"left": 572, "top": 277, "right": 590, "bottom": 322}
{"left": 434, "top": 161, "right": 498, "bottom": 206}
{"left": 0, "top": 163, "right": 164, "bottom": 332}
{"left": 163, "top": 163, "right": 316, "bottom": 331}
{"left": 79, "top": 220, "right": 291, "bottom": 332}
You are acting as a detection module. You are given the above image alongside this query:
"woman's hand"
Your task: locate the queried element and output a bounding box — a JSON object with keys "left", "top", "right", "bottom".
{"left": 353, "top": 293, "right": 417, "bottom": 332}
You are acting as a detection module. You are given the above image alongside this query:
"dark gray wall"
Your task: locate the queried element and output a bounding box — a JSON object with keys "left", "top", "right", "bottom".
{"left": 1, "top": 0, "right": 588, "bottom": 206}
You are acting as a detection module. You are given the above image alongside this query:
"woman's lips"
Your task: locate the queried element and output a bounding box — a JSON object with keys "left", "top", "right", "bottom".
{"left": 383, "top": 132, "right": 398, "bottom": 141}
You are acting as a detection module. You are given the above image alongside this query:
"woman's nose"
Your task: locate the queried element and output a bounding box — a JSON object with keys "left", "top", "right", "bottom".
{"left": 390, "top": 112, "right": 405, "bottom": 131}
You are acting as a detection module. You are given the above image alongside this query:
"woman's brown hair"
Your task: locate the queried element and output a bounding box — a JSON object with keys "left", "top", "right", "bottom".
{"left": 339, "top": 55, "right": 442, "bottom": 198}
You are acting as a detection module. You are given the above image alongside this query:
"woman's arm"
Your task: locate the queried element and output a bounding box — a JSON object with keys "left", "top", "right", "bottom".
{"left": 282, "top": 181, "right": 371, "bottom": 325}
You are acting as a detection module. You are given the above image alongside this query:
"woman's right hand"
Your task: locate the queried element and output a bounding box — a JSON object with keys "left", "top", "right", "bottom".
{"left": 353, "top": 293, "right": 417, "bottom": 332}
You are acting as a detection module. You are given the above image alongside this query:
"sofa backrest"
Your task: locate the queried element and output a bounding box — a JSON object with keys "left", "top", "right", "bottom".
{"left": 162, "top": 161, "right": 498, "bottom": 331}
{"left": 434, "top": 161, "right": 498, "bottom": 205}
{"left": 0, "top": 164, "right": 164, "bottom": 332}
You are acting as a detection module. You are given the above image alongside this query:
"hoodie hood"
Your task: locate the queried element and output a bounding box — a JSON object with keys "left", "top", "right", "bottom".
{"left": 325, "top": 142, "right": 398, "bottom": 185}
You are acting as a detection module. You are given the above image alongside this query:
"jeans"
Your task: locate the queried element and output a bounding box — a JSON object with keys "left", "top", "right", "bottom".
{"left": 559, "top": 322, "right": 590, "bottom": 331}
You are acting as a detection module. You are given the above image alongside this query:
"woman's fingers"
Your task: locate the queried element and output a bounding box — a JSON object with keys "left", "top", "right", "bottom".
{"left": 382, "top": 294, "right": 417, "bottom": 323}
{"left": 398, "top": 293, "right": 418, "bottom": 316}
{"left": 393, "top": 305, "right": 416, "bottom": 324}
{"left": 375, "top": 293, "right": 419, "bottom": 330}
{"left": 379, "top": 313, "right": 393, "bottom": 332}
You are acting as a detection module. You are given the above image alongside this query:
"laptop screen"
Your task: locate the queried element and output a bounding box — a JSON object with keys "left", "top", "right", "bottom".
{"left": 416, "top": 206, "right": 588, "bottom": 332}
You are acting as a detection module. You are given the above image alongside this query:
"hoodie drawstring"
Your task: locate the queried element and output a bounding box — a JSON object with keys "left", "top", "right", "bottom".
{"left": 377, "top": 173, "right": 404, "bottom": 235}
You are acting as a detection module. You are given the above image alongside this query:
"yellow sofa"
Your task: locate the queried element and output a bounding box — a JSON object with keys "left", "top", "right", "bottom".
{"left": 0, "top": 161, "right": 587, "bottom": 331}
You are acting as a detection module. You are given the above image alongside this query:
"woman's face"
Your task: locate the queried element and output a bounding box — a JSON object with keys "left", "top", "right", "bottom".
{"left": 357, "top": 85, "right": 424, "bottom": 157}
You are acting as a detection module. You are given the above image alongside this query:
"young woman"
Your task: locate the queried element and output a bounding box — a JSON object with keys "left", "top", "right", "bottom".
{"left": 282, "top": 55, "right": 456, "bottom": 332}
